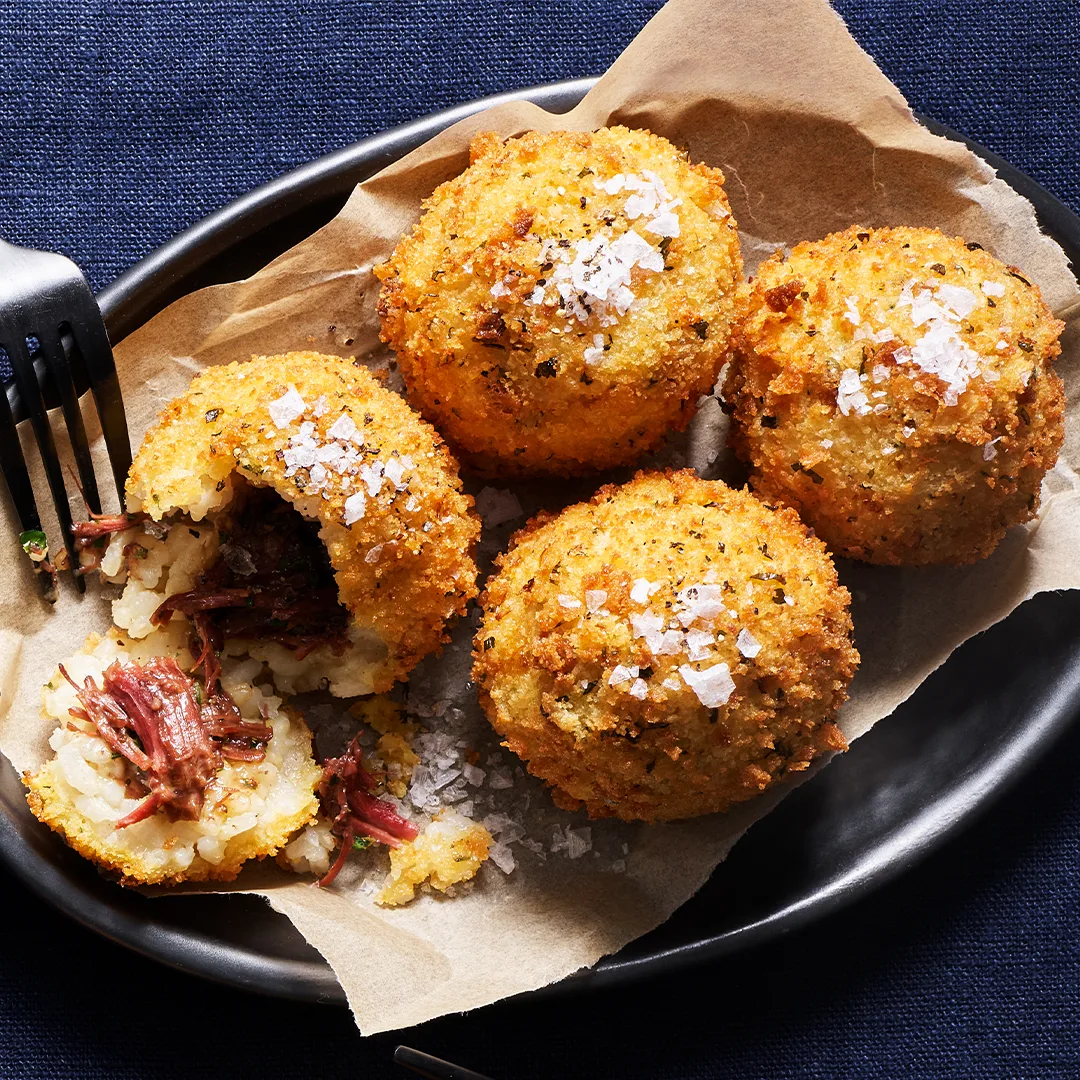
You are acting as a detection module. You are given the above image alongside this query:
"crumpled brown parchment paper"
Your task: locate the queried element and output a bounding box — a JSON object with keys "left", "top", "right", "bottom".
{"left": 2, "top": 0, "right": 1079, "bottom": 1034}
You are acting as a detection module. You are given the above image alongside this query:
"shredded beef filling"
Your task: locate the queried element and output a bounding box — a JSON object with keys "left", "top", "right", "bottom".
{"left": 72, "top": 511, "right": 152, "bottom": 575}
{"left": 61, "top": 656, "right": 271, "bottom": 828}
{"left": 316, "top": 738, "right": 420, "bottom": 887}
{"left": 151, "top": 490, "right": 349, "bottom": 690}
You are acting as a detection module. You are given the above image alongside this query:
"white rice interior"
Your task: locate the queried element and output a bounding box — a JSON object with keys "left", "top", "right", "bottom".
{"left": 102, "top": 492, "right": 388, "bottom": 696}
{"left": 281, "top": 818, "right": 336, "bottom": 876}
{"left": 36, "top": 623, "right": 318, "bottom": 879}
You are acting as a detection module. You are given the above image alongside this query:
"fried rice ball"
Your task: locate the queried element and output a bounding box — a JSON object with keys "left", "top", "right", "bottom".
{"left": 724, "top": 226, "right": 1065, "bottom": 565}
{"left": 473, "top": 470, "right": 858, "bottom": 822}
{"left": 376, "top": 126, "right": 742, "bottom": 476}
{"left": 106, "top": 352, "right": 479, "bottom": 696}
{"left": 25, "top": 623, "right": 320, "bottom": 886}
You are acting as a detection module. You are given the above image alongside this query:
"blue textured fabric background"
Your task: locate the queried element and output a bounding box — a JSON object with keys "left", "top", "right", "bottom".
{"left": 2, "top": 2, "right": 1079, "bottom": 1077}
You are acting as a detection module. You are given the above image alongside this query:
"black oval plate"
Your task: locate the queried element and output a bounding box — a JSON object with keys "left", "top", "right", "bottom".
{"left": 2, "top": 79, "right": 1079, "bottom": 1007}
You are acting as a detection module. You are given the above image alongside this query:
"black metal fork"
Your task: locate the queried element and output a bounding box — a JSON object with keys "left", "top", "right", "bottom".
{"left": 0, "top": 238, "right": 132, "bottom": 597}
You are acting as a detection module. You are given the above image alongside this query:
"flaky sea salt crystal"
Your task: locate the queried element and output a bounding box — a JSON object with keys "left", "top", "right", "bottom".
{"left": 899, "top": 280, "right": 948, "bottom": 327}
{"left": 475, "top": 486, "right": 523, "bottom": 527}
{"left": 284, "top": 442, "right": 317, "bottom": 469}
{"left": 662, "top": 676, "right": 682, "bottom": 691}
{"left": 630, "top": 610, "right": 665, "bottom": 639}
{"left": 679, "top": 662, "right": 735, "bottom": 708}
{"left": 630, "top": 578, "right": 660, "bottom": 604}
{"left": 488, "top": 766, "right": 514, "bottom": 790}
{"left": 343, "top": 491, "right": 366, "bottom": 525}
{"left": 364, "top": 544, "right": 384, "bottom": 564}
{"left": 383, "top": 455, "right": 413, "bottom": 490}
{"left": 311, "top": 395, "right": 328, "bottom": 418}
{"left": 558, "top": 594, "right": 582, "bottom": 610}
{"left": 836, "top": 368, "right": 871, "bottom": 416}
{"left": 583, "top": 333, "right": 606, "bottom": 365}
{"left": 611, "top": 228, "right": 664, "bottom": 273}
{"left": 463, "top": 763, "right": 485, "bottom": 786}
{"left": 895, "top": 280, "right": 984, "bottom": 404}
{"left": 268, "top": 386, "right": 306, "bottom": 429}
{"left": 909, "top": 321, "right": 980, "bottom": 406}
{"left": 628, "top": 678, "right": 648, "bottom": 700}
{"left": 736, "top": 628, "right": 761, "bottom": 658}
{"left": 676, "top": 584, "right": 725, "bottom": 621}
{"left": 936, "top": 283, "right": 978, "bottom": 318}
{"left": 685, "top": 628, "right": 715, "bottom": 661}
{"left": 595, "top": 173, "right": 626, "bottom": 195}
{"left": 585, "top": 590, "right": 608, "bottom": 613}
{"left": 316, "top": 443, "right": 345, "bottom": 465}
{"left": 359, "top": 461, "right": 385, "bottom": 497}
{"left": 983, "top": 438, "right": 1001, "bottom": 461}
{"left": 982, "top": 280, "right": 1006, "bottom": 297}
{"left": 645, "top": 210, "right": 680, "bottom": 238}
{"left": 566, "top": 827, "right": 592, "bottom": 859}
{"left": 327, "top": 412, "right": 359, "bottom": 442}
{"left": 542, "top": 223, "right": 664, "bottom": 327}
{"left": 843, "top": 296, "right": 861, "bottom": 326}
{"left": 489, "top": 842, "right": 516, "bottom": 874}
{"left": 609, "top": 664, "right": 638, "bottom": 686}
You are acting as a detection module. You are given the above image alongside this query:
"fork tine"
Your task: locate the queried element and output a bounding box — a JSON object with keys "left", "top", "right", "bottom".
{"left": 66, "top": 315, "right": 131, "bottom": 505}
{"left": 5, "top": 335, "right": 84, "bottom": 592}
{"left": 38, "top": 327, "right": 102, "bottom": 515}
{"left": 0, "top": 377, "right": 55, "bottom": 599}
{"left": 0, "top": 379, "right": 43, "bottom": 534}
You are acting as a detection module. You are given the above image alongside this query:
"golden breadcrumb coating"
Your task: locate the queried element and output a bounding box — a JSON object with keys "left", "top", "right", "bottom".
{"left": 125, "top": 352, "right": 481, "bottom": 692}
{"left": 350, "top": 696, "right": 420, "bottom": 798}
{"left": 473, "top": 470, "right": 858, "bottom": 822}
{"left": 376, "top": 126, "right": 742, "bottom": 477}
{"left": 724, "top": 226, "right": 1065, "bottom": 565}
{"left": 377, "top": 813, "right": 492, "bottom": 906}
{"left": 25, "top": 626, "right": 320, "bottom": 887}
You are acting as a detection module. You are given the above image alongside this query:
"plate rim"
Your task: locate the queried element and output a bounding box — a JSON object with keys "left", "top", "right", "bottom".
{"left": 2, "top": 76, "right": 1079, "bottom": 1007}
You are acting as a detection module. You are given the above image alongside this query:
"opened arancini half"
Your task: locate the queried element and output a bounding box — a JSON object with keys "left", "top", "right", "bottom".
{"left": 85, "top": 352, "right": 480, "bottom": 698}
